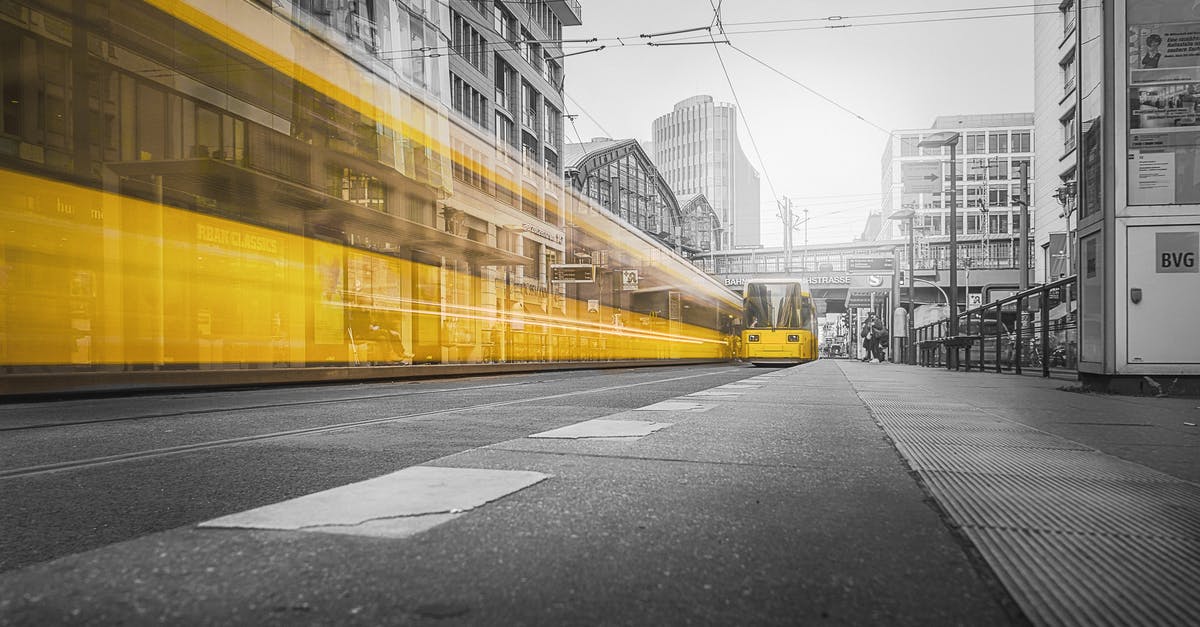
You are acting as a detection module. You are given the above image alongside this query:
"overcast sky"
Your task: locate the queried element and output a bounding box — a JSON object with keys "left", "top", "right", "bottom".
{"left": 560, "top": 0, "right": 1037, "bottom": 246}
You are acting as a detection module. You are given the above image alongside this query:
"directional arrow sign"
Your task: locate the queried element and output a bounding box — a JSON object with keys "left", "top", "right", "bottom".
{"left": 901, "top": 161, "right": 942, "bottom": 194}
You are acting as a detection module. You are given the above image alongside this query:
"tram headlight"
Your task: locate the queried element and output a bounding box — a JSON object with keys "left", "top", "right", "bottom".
{"left": 747, "top": 334, "right": 760, "bottom": 342}
{"left": 787, "top": 334, "right": 799, "bottom": 343}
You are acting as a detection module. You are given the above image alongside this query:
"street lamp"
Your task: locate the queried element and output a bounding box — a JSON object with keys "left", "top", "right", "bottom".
{"left": 887, "top": 207, "right": 916, "bottom": 364}
{"left": 918, "top": 131, "right": 962, "bottom": 368}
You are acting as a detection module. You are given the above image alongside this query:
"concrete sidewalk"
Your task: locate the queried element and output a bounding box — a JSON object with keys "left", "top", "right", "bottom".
{"left": 2, "top": 360, "right": 1197, "bottom": 625}
{"left": 838, "top": 359, "right": 1200, "bottom": 625}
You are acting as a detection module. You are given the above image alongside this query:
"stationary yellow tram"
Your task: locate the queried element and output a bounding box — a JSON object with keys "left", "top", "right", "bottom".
{"left": 740, "top": 279, "right": 819, "bottom": 366}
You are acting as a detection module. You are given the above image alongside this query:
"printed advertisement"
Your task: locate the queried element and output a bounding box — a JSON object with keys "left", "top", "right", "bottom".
{"left": 1127, "top": 8, "right": 1200, "bottom": 206}
{"left": 1130, "top": 82, "right": 1200, "bottom": 130}
{"left": 1128, "top": 22, "right": 1200, "bottom": 85}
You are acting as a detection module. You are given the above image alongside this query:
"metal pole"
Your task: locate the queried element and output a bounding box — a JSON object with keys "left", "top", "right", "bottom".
{"left": 803, "top": 207, "right": 809, "bottom": 274}
{"left": 891, "top": 247, "right": 899, "bottom": 362}
{"left": 948, "top": 142, "right": 960, "bottom": 368}
{"left": 907, "top": 215, "right": 915, "bottom": 364}
{"left": 1019, "top": 161, "right": 1030, "bottom": 291}
{"left": 782, "top": 197, "right": 791, "bottom": 273}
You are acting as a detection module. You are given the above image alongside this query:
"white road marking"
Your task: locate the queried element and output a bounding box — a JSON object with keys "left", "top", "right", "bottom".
{"left": 528, "top": 419, "right": 673, "bottom": 439}
{"left": 199, "top": 466, "right": 548, "bottom": 538}
{"left": 634, "top": 401, "right": 714, "bottom": 412}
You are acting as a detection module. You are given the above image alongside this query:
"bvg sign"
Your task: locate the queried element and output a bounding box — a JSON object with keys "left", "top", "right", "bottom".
{"left": 1156, "top": 232, "right": 1198, "bottom": 273}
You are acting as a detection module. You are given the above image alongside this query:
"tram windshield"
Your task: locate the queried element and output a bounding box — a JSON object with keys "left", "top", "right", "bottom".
{"left": 744, "top": 283, "right": 812, "bottom": 330}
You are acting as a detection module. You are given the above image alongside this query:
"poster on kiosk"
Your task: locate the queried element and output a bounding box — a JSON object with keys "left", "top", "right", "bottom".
{"left": 1092, "top": 0, "right": 1200, "bottom": 380}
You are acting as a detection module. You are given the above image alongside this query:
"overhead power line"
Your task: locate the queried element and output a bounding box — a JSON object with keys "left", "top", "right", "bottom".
{"left": 727, "top": 44, "right": 893, "bottom": 136}
{"left": 708, "top": 33, "right": 780, "bottom": 212}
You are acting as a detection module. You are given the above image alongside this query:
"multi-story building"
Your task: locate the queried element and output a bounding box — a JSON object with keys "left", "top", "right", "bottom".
{"left": 651, "top": 96, "right": 760, "bottom": 250}
{"left": 442, "top": 0, "right": 582, "bottom": 333}
{"left": 879, "top": 114, "right": 1036, "bottom": 297}
{"left": 1031, "top": 1, "right": 1085, "bottom": 283}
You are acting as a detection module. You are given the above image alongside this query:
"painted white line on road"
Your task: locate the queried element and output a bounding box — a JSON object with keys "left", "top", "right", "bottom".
{"left": 529, "top": 419, "right": 673, "bottom": 439}
{"left": 718, "top": 384, "right": 761, "bottom": 389}
{"left": 686, "top": 390, "right": 743, "bottom": 398}
{"left": 634, "top": 401, "right": 714, "bottom": 412}
{"left": 199, "top": 466, "right": 548, "bottom": 538}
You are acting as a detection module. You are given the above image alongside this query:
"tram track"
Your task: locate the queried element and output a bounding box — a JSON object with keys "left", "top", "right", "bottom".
{"left": 0, "top": 368, "right": 731, "bottom": 481}
{"left": 0, "top": 380, "right": 544, "bottom": 432}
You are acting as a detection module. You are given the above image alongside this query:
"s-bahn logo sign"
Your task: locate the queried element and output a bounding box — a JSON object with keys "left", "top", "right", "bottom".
{"left": 621, "top": 269, "right": 639, "bottom": 291}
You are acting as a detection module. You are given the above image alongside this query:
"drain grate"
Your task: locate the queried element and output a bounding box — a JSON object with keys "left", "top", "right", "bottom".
{"left": 853, "top": 384, "right": 1200, "bottom": 626}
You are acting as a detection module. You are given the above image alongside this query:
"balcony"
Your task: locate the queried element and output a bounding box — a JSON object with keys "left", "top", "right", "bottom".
{"left": 547, "top": 0, "right": 582, "bottom": 26}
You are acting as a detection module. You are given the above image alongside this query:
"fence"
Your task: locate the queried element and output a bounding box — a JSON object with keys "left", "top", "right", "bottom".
{"left": 913, "top": 275, "right": 1078, "bottom": 377}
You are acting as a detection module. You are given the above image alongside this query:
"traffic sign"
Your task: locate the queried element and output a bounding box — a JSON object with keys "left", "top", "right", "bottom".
{"left": 901, "top": 161, "right": 941, "bottom": 194}
{"left": 550, "top": 264, "right": 596, "bottom": 283}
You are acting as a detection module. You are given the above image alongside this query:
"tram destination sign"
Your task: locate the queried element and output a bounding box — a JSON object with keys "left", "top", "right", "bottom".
{"left": 550, "top": 264, "right": 596, "bottom": 283}
{"left": 847, "top": 257, "right": 894, "bottom": 273}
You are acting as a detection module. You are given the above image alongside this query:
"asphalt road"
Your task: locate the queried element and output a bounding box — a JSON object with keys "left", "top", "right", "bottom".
{"left": 1, "top": 365, "right": 766, "bottom": 574}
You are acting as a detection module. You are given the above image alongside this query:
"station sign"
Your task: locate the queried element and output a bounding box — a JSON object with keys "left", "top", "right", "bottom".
{"left": 848, "top": 257, "right": 895, "bottom": 273}
{"left": 550, "top": 264, "right": 596, "bottom": 283}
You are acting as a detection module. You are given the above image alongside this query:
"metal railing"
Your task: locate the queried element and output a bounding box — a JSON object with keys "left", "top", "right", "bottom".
{"left": 913, "top": 275, "right": 1078, "bottom": 377}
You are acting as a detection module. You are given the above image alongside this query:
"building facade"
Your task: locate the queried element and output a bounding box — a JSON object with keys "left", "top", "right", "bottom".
{"left": 879, "top": 114, "right": 1036, "bottom": 303}
{"left": 1032, "top": 1, "right": 1085, "bottom": 283}
{"left": 651, "top": 96, "right": 760, "bottom": 250}
{"left": 564, "top": 138, "right": 721, "bottom": 259}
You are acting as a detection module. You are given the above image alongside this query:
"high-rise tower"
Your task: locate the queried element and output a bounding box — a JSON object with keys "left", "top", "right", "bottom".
{"left": 651, "top": 96, "right": 760, "bottom": 250}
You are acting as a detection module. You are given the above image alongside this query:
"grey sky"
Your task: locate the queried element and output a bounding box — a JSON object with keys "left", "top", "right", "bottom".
{"left": 562, "top": 0, "right": 1036, "bottom": 246}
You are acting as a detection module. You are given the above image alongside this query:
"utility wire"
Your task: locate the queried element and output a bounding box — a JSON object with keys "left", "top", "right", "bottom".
{"left": 564, "top": 93, "right": 614, "bottom": 139}
{"left": 721, "top": 3, "right": 1064, "bottom": 27}
{"left": 708, "top": 32, "right": 780, "bottom": 214}
{"left": 727, "top": 43, "right": 892, "bottom": 137}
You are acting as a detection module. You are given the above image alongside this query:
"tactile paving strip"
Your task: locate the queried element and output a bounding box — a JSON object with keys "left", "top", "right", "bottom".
{"left": 851, "top": 374, "right": 1200, "bottom": 625}
{"left": 966, "top": 528, "right": 1200, "bottom": 627}
{"left": 892, "top": 443, "right": 1181, "bottom": 482}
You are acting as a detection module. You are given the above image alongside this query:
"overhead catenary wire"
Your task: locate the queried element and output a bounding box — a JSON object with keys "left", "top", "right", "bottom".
{"left": 707, "top": 32, "right": 781, "bottom": 218}
{"left": 384, "top": 3, "right": 1074, "bottom": 62}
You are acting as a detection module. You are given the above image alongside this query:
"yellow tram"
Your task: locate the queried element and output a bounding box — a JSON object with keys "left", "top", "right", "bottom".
{"left": 740, "top": 278, "right": 819, "bottom": 366}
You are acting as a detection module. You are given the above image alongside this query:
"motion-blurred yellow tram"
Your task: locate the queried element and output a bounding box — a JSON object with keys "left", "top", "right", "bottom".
{"left": 740, "top": 279, "right": 819, "bottom": 366}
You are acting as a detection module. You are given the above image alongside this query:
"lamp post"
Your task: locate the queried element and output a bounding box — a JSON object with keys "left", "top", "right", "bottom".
{"left": 887, "top": 207, "right": 917, "bottom": 364}
{"left": 918, "top": 132, "right": 962, "bottom": 368}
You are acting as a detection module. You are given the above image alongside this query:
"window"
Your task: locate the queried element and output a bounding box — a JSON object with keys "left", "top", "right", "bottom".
{"left": 1062, "top": 0, "right": 1076, "bottom": 36}
{"left": 1012, "top": 131, "right": 1032, "bottom": 152}
{"left": 1062, "top": 113, "right": 1076, "bottom": 153}
{"left": 989, "top": 187, "right": 1008, "bottom": 206}
{"left": 451, "top": 13, "right": 487, "bottom": 74}
{"left": 964, "top": 133, "right": 986, "bottom": 154}
{"left": 496, "top": 112, "right": 515, "bottom": 147}
{"left": 1061, "top": 53, "right": 1076, "bottom": 95}
{"left": 988, "top": 133, "right": 1008, "bottom": 153}
{"left": 451, "top": 74, "right": 488, "bottom": 130}
{"left": 988, "top": 158, "right": 1008, "bottom": 180}
{"left": 989, "top": 213, "right": 1009, "bottom": 234}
